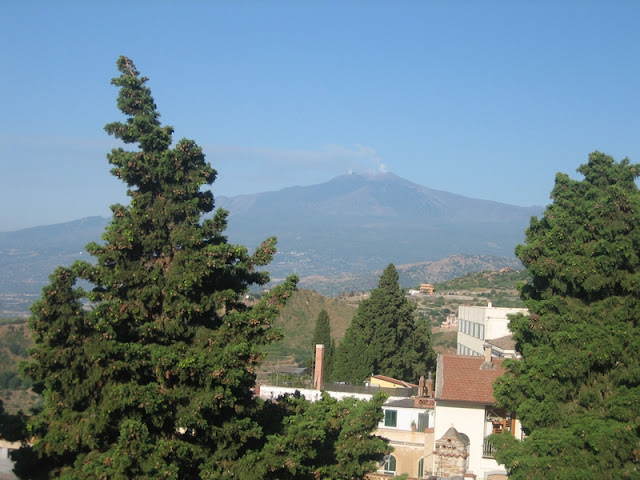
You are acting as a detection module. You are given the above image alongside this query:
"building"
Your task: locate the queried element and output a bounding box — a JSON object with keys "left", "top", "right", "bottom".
{"left": 374, "top": 375, "right": 435, "bottom": 478}
{"left": 456, "top": 303, "right": 528, "bottom": 357}
{"left": 484, "top": 335, "right": 519, "bottom": 359}
{"left": 433, "top": 352, "right": 521, "bottom": 480}
{"left": 419, "top": 284, "right": 435, "bottom": 295}
{"left": 259, "top": 374, "right": 435, "bottom": 479}
{"left": 367, "top": 375, "right": 418, "bottom": 390}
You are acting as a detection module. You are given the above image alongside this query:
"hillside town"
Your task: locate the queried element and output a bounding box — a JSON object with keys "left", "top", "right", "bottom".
{"left": 255, "top": 303, "right": 526, "bottom": 480}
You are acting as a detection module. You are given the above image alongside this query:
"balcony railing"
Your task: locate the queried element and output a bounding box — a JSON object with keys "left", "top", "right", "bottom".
{"left": 483, "top": 437, "right": 495, "bottom": 458}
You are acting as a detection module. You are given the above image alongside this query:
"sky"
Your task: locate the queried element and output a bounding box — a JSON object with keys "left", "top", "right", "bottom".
{"left": 1, "top": 1, "right": 639, "bottom": 232}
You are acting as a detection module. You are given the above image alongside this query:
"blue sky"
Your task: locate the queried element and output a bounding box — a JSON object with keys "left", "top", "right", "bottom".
{"left": 1, "top": 1, "right": 638, "bottom": 231}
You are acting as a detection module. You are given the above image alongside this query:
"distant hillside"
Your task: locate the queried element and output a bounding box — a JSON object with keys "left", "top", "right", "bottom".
{"left": 262, "top": 289, "right": 359, "bottom": 366}
{"left": 0, "top": 172, "right": 542, "bottom": 313}
{"left": 298, "top": 254, "right": 524, "bottom": 296}
{"left": 0, "top": 216, "right": 106, "bottom": 297}
{"left": 434, "top": 268, "right": 530, "bottom": 293}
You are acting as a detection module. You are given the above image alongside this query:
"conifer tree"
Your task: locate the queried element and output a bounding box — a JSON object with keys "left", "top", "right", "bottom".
{"left": 333, "top": 264, "right": 436, "bottom": 384}
{"left": 491, "top": 152, "right": 640, "bottom": 479}
{"left": 16, "top": 56, "right": 389, "bottom": 480}
{"left": 17, "top": 56, "right": 299, "bottom": 479}
{"left": 311, "top": 309, "right": 334, "bottom": 381}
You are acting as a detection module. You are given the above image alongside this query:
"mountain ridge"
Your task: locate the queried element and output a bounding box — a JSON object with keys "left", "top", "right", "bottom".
{"left": 0, "top": 172, "right": 541, "bottom": 310}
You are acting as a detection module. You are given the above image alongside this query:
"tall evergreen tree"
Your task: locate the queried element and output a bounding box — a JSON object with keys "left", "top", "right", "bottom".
{"left": 491, "top": 152, "right": 640, "bottom": 479}
{"left": 311, "top": 309, "right": 334, "bottom": 381}
{"left": 16, "top": 56, "right": 389, "bottom": 480}
{"left": 16, "top": 57, "right": 301, "bottom": 479}
{"left": 333, "top": 264, "right": 436, "bottom": 384}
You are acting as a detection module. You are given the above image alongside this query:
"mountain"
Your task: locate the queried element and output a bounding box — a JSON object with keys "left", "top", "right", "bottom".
{"left": 0, "top": 173, "right": 542, "bottom": 312}
{"left": 0, "top": 216, "right": 107, "bottom": 315}
{"left": 215, "top": 172, "right": 541, "bottom": 280}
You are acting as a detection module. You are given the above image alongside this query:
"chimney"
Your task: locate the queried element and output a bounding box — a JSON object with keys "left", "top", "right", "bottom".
{"left": 481, "top": 345, "right": 494, "bottom": 370}
{"left": 414, "top": 371, "right": 435, "bottom": 408}
{"left": 426, "top": 371, "right": 434, "bottom": 397}
{"left": 418, "top": 375, "right": 426, "bottom": 397}
{"left": 313, "top": 344, "right": 325, "bottom": 390}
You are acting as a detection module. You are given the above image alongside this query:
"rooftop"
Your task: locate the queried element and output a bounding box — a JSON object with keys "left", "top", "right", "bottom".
{"left": 368, "top": 374, "right": 418, "bottom": 389}
{"left": 485, "top": 335, "right": 516, "bottom": 351}
{"left": 435, "top": 354, "right": 506, "bottom": 404}
{"left": 384, "top": 398, "right": 423, "bottom": 409}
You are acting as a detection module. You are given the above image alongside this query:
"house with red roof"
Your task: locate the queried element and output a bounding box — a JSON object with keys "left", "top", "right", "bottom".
{"left": 432, "top": 352, "right": 521, "bottom": 480}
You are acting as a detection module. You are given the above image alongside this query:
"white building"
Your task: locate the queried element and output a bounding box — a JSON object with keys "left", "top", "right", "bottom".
{"left": 457, "top": 303, "right": 528, "bottom": 357}
{"left": 258, "top": 375, "right": 437, "bottom": 479}
{"left": 377, "top": 397, "right": 435, "bottom": 478}
{"left": 433, "top": 353, "right": 521, "bottom": 480}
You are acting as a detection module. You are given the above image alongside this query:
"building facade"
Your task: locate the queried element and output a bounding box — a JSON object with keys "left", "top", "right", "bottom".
{"left": 433, "top": 353, "right": 521, "bottom": 480}
{"left": 456, "top": 304, "right": 528, "bottom": 356}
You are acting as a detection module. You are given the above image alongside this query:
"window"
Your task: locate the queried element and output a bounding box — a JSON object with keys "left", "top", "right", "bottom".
{"left": 418, "top": 457, "right": 431, "bottom": 478}
{"left": 384, "top": 409, "right": 397, "bottom": 427}
{"left": 417, "top": 412, "right": 429, "bottom": 431}
{"left": 383, "top": 455, "right": 396, "bottom": 474}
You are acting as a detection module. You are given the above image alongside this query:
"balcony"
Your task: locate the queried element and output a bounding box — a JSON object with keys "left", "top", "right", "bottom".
{"left": 483, "top": 436, "right": 495, "bottom": 458}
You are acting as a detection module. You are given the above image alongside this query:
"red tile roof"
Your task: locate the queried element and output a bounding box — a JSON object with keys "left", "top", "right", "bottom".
{"left": 436, "top": 354, "right": 505, "bottom": 404}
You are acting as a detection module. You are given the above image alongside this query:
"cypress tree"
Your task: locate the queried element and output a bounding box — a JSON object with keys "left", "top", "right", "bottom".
{"left": 17, "top": 56, "right": 298, "bottom": 479}
{"left": 311, "top": 309, "right": 334, "bottom": 381}
{"left": 491, "top": 152, "right": 640, "bottom": 479}
{"left": 333, "top": 264, "right": 436, "bottom": 384}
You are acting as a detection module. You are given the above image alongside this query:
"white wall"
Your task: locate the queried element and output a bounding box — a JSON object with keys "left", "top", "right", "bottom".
{"left": 258, "top": 385, "right": 408, "bottom": 403}
{"left": 434, "top": 401, "right": 507, "bottom": 480}
{"left": 378, "top": 406, "right": 434, "bottom": 431}
{"left": 457, "top": 305, "right": 528, "bottom": 356}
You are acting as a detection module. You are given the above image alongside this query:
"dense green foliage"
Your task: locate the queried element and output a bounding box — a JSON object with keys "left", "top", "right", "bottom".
{"left": 311, "top": 310, "right": 335, "bottom": 381}
{"left": 236, "top": 392, "right": 389, "bottom": 480}
{"left": 0, "top": 399, "right": 28, "bottom": 443}
{"left": 0, "top": 324, "right": 32, "bottom": 392}
{"left": 16, "top": 57, "right": 387, "bottom": 480}
{"left": 491, "top": 152, "right": 640, "bottom": 479}
{"left": 333, "top": 264, "right": 436, "bottom": 384}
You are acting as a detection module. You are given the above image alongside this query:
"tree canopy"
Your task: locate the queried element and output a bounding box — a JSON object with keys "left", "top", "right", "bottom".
{"left": 491, "top": 152, "right": 640, "bottom": 479}
{"left": 15, "top": 57, "right": 387, "bottom": 480}
{"left": 333, "top": 264, "right": 436, "bottom": 384}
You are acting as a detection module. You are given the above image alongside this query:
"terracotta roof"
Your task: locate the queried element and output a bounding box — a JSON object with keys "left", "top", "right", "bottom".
{"left": 436, "top": 354, "right": 505, "bottom": 404}
{"left": 369, "top": 375, "right": 418, "bottom": 388}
